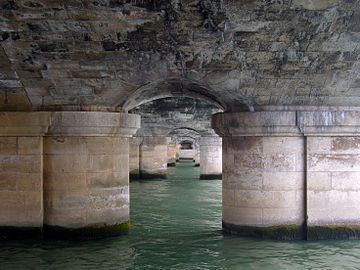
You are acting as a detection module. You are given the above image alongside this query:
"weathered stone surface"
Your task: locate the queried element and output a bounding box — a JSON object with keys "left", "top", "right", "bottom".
{"left": 200, "top": 136, "right": 222, "bottom": 178}
{"left": 44, "top": 136, "right": 130, "bottom": 229}
{"left": 1, "top": 1, "right": 359, "bottom": 111}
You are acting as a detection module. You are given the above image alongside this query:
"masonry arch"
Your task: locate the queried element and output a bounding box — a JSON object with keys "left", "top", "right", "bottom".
{"left": 121, "top": 78, "right": 226, "bottom": 112}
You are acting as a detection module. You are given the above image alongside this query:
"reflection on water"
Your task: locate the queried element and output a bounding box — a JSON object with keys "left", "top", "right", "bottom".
{"left": 1, "top": 160, "right": 360, "bottom": 269}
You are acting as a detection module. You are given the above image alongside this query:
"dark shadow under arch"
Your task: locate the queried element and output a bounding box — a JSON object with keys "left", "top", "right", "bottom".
{"left": 121, "top": 78, "right": 226, "bottom": 112}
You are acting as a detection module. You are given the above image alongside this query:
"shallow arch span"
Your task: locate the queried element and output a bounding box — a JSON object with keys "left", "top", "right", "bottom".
{"left": 168, "top": 127, "right": 201, "bottom": 136}
{"left": 121, "top": 78, "right": 226, "bottom": 112}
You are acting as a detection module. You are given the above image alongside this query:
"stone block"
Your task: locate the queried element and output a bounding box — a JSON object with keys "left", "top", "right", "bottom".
{"left": 308, "top": 207, "right": 360, "bottom": 226}
{"left": 17, "top": 137, "right": 42, "bottom": 155}
{"left": 307, "top": 172, "right": 332, "bottom": 190}
{"left": 44, "top": 154, "right": 87, "bottom": 173}
{"left": 263, "top": 172, "right": 304, "bottom": 191}
{"left": 262, "top": 208, "right": 304, "bottom": 225}
{"left": 0, "top": 137, "right": 17, "bottom": 154}
{"left": 263, "top": 153, "right": 297, "bottom": 172}
{"left": 331, "top": 172, "right": 360, "bottom": 191}
{"left": 263, "top": 137, "right": 304, "bottom": 154}
{"left": 307, "top": 153, "right": 360, "bottom": 172}
{"left": 0, "top": 155, "right": 41, "bottom": 173}
{"left": 88, "top": 154, "right": 115, "bottom": 172}
{"left": 44, "top": 172, "right": 87, "bottom": 191}
{"left": 87, "top": 172, "right": 128, "bottom": 189}
{"left": 223, "top": 206, "right": 263, "bottom": 225}
{"left": 234, "top": 190, "right": 300, "bottom": 209}
{"left": 222, "top": 188, "right": 235, "bottom": 206}
{"left": 44, "top": 137, "right": 86, "bottom": 154}
{"left": 224, "top": 170, "right": 263, "bottom": 190}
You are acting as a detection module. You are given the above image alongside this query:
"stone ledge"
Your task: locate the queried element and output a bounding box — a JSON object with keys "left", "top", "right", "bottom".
{"left": 43, "top": 221, "right": 131, "bottom": 240}
{"left": 0, "top": 112, "right": 140, "bottom": 137}
{"left": 213, "top": 110, "right": 360, "bottom": 137}
{"left": 212, "top": 111, "right": 300, "bottom": 137}
{"left": 0, "top": 112, "right": 50, "bottom": 136}
{"left": 222, "top": 221, "right": 305, "bottom": 240}
{"left": 297, "top": 111, "right": 360, "bottom": 136}
{"left": 48, "top": 112, "right": 140, "bottom": 137}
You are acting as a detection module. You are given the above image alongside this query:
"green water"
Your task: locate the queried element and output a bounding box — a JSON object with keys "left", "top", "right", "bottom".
{"left": 1, "top": 160, "right": 360, "bottom": 269}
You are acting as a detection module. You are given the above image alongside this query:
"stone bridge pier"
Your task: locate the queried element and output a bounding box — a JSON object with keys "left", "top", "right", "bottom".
{"left": 213, "top": 109, "right": 360, "bottom": 240}
{"left": 199, "top": 136, "right": 222, "bottom": 180}
{"left": 138, "top": 136, "right": 170, "bottom": 179}
{"left": 0, "top": 111, "right": 140, "bottom": 240}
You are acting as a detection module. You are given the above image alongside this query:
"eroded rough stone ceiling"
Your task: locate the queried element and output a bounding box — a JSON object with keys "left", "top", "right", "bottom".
{"left": 0, "top": 0, "right": 359, "bottom": 112}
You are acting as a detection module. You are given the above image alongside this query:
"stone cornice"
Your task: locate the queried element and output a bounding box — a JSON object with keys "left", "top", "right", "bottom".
{"left": 0, "top": 112, "right": 140, "bottom": 137}
{"left": 0, "top": 112, "right": 51, "bottom": 136}
{"left": 212, "top": 111, "right": 301, "bottom": 137}
{"left": 297, "top": 111, "right": 360, "bottom": 136}
{"left": 213, "top": 110, "right": 360, "bottom": 137}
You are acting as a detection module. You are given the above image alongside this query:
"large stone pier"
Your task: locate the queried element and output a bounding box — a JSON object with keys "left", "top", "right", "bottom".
{"left": 213, "top": 109, "right": 360, "bottom": 240}
{"left": 0, "top": 112, "right": 140, "bottom": 240}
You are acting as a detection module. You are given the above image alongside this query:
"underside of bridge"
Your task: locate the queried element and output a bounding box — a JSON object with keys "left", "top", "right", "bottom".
{"left": 1, "top": 0, "right": 360, "bottom": 240}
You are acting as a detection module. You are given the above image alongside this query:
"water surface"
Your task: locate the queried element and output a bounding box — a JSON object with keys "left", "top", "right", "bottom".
{"left": 1, "top": 160, "right": 360, "bottom": 270}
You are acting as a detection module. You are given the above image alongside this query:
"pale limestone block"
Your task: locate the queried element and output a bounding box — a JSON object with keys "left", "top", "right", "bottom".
{"left": 234, "top": 190, "right": 298, "bottom": 208}
{"left": 113, "top": 154, "right": 129, "bottom": 173}
{"left": 331, "top": 172, "right": 360, "bottom": 191}
{"left": 0, "top": 173, "right": 18, "bottom": 191}
{"left": 307, "top": 153, "right": 360, "bottom": 172}
{"left": 263, "top": 191, "right": 301, "bottom": 208}
{"left": 87, "top": 172, "right": 128, "bottom": 189}
{"left": 44, "top": 172, "right": 87, "bottom": 191}
{"left": 262, "top": 208, "right": 304, "bottom": 225}
{"left": 263, "top": 172, "right": 304, "bottom": 191}
{"left": 307, "top": 172, "right": 332, "bottom": 190}
{"left": 308, "top": 190, "right": 360, "bottom": 209}
{"left": 88, "top": 154, "right": 115, "bottom": 172}
{"left": 0, "top": 155, "right": 41, "bottom": 173}
{"left": 43, "top": 137, "right": 86, "bottom": 155}
{"left": 222, "top": 188, "right": 235, "bottom": 206}
{"left": 306, "top": 137, "right": 332, "bottom": 154}
{"left": 45, "top": 208, "right": 87, "bottom": 227}
{"left": 44, "top": 154, "right": 88, "bottom": 173}
{"left": 223, "top": 206, "right": 263, "bottom": 225}
{"left": 308, "top": 137, "right": 360, "bottom": 155}
{"left": 308, "top": 207, "right": 360, "bottom": 226}
{"left": 295, "top": 153, "right": 305, "bottom": 171}
{"left": 0, "top": 137, "right": 17, "bottom": 155}
{"left": 85, "top": 137, "right": 116, "bottom": 154}
{"left": 17, "top": 137, "right": 42, "bottom": 155}
{"left": 263, "top": 153, "right": 297, "bottom": 172}
{"left": 329, "top": 137, "right": 360, "bottom": 154}
{"left": 262, "top": 137, "right": 304, "bottom": 154}
{"left": 45, "top": 189, "right": 88, "bottom": 209}
{"left": 224, "top": 170, "right": 263, "bottom": 190}
{"left": 234, "top": 152, "right": 263, "bottom": 171}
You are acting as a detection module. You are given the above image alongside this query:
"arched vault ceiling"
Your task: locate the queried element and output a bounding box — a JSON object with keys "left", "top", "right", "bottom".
{"left": 130, "top": 97, "right": 221, "bottom": 136}
{"left": 1, "top": 0, "right": 360, "bottom": 111}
